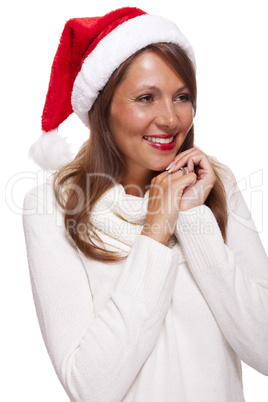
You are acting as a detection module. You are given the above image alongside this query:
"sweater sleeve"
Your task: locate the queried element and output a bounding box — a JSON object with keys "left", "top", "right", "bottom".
{"left": 23, "top": 184, "right": 178, "bottom": 402}
{"left": 175, "top": 166, "right": 268, "bottom": 375}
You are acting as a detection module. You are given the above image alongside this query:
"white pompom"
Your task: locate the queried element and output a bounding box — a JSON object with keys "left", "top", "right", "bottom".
{"left": 29, "top": 130, "right": 73, "bottom": 170}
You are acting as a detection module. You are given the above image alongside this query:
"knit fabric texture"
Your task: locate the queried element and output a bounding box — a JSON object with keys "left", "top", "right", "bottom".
{"left": 23, "top": 167, "right": 268, "bottom": 401}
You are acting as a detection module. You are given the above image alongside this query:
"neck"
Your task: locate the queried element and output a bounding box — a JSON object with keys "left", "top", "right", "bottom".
{"left": 120, "top": 169, "right": 156, "bottom": 197}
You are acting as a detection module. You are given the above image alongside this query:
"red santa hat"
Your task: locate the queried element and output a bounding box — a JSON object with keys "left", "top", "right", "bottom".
{"left": 30, "top": 7, "right": 196, "bottom": 170}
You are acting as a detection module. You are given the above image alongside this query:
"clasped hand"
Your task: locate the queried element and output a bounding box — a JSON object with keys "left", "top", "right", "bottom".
{"left": 141, "top": 147, "right": 216, "bottom": 245}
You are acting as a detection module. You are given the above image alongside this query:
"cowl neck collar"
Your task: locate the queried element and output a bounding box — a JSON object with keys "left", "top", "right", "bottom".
{"left": 90, "top": 184, "right": 186, "bottom": 262}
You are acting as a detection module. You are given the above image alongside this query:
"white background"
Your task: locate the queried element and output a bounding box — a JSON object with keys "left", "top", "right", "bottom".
{"left": 1, "top": 0, "right": 268, "bottom": 400}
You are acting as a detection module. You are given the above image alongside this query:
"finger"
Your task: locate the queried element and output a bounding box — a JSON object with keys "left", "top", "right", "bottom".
{"left": 166, "top": 147, "right": 201, "bottom": 172}
{"left": 167, "top": 170, "right": 197, "bottom": 187}
{"left": 166, "top": 147, "right": 197, "bottom": 171}
{"left": 187, "top": 157, "right": 195, "bottom": 173}
{"left": 171, "top": 150, "right": 211, "bottom": 174}
{"left": 153, "top": 165, "right": 188, "bottom": 182}
{"left": 174, "top": 148, "right": 204, "bottom": 168}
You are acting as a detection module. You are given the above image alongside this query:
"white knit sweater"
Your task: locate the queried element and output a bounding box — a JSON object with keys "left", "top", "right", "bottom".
{"left": 23, "top": 166, "right": 268, "bottom": 402}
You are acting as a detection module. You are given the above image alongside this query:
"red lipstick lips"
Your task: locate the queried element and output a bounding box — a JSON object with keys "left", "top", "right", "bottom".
{"left": 143, "top": 134, "right": 177, "bottom": 151}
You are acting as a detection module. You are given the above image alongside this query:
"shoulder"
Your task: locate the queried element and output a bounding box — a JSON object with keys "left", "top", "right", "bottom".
{"left": 22, "top": 176, "right": 65, "bottom": 233}
{"left": 23, "top": 176, "right": 60, "bottom": 214}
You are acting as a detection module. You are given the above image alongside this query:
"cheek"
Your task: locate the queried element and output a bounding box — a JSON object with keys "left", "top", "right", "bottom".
{"left": 176, "top": 109, "right": 194, "bottom": 144}
{"left": 186, "top": 115, "right": 194, "bottom": 132}
{"left": 110, "top": 104, "right": 150, "bottom": 136}
{"left": 122, "top": 104, "right": 151, "bottom": 128}
{"left": 180, "top": 107, "right": 194, "bottom": 130}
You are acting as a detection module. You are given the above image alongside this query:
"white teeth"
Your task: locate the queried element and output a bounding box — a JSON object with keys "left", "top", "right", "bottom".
{"left": 144, "top": 136, "right": 174, "bottom": 144}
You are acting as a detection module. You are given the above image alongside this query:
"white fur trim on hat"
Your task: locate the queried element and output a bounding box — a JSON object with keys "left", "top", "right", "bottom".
{"left": 29, "top": 130, "right": 73, "bottom": 171}
{"left": 71, "top": 14, "right": 196, "bottom": 127}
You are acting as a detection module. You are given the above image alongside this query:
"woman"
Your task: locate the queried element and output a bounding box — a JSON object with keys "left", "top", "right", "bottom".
{"left": 23, "top": 7, "right": 268, "bottom": 402}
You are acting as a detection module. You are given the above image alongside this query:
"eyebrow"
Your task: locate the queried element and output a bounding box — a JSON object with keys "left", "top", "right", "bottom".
{"left": 135, "top": 84, "right": 188, "bottom": 93}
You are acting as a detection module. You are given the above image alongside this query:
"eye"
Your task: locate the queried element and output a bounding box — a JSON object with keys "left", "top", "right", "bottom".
{"left": 174, "top": 93, "right": 191, "bottom": 102}
{"left": 136, "top": 94, "right": 154, "bottom": 103}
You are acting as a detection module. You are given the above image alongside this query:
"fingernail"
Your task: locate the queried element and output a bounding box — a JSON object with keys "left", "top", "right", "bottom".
{"left": 167, "top": 163, "right": 178, "bottom": 174}
{"left": 166, "top": 161, "right": 175, "bottom": 171}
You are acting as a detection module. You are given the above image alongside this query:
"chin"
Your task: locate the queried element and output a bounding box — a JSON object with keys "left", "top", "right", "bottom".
{"left": 150, "top": 157, "right": 175, "bottom": 172}
{"left": 150, "top": 163, "right": 169, "bottom": 173}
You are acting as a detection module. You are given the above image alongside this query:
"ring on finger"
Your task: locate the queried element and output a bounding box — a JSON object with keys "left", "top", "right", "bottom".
{"left": 179, "top": 167, "right": 188, "bottom": 175}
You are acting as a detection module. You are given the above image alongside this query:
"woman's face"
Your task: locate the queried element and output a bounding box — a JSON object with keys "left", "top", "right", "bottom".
{"left": 108, "top": 50, "right": 194, "bottom": 177}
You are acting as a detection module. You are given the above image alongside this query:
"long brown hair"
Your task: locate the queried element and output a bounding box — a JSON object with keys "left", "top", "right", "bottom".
{"left": 54, "top": 43, "right": 228, "bottom": 262}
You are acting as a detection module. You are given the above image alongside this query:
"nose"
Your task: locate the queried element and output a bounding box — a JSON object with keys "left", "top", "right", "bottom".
{"left": 154, "top": 99, "right": 179, "bottom": 130}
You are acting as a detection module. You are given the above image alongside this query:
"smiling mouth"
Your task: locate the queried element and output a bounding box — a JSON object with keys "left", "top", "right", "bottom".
{"left": 142, "top": 134, "right": 178, "bottom": 151}
{"left": 143, "top": 135, "right": 176, "bottom": 144}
